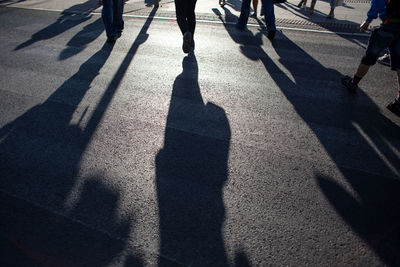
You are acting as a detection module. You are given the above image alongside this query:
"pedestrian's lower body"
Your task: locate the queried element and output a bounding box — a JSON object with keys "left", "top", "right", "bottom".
{"left": 341, "top": 23, "right": 400, "bottom": 115}
{"left": 297, "top": 0, "right": 337, "bottom": 18}
{"left": 102, "top": 0, "right": 124, "bottom": 42}
{"left": 175, "top": 0, "right": 197, "bottom": 53}
{"left": 297, "top": 0, "right": 317, "bottom": 15}
{"left": 237, "top": 0, "right": 276, "bottom": 40}
{"left": 327, "top": 0, "right": 337, "bottom": 19}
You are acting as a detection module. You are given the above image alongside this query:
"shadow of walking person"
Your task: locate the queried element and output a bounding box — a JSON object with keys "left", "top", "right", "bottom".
{"left": 14, "top": 0, "right": 97, "bottom": 51}
{"left": 217, "top": 7, "right": 400, "bottom": 262}
{"left": 0, "top": 42, "right": 142, "bottom": 265}
{"left": 59, "top": 17, "right": 104, "bottom": 60}
{"left": 1, "top": 8, "right": 158, "bottom": 266}
{"left": 0, "top": 176, "right": 143, "bottom": 267}
{"left": 245, "top": 29, "right": 400, "bottom": 264}
{"left": 155, "top": 55, "right": 231, "bottom": 266}
{"left": 266, "top": 36, "right": 400, "bottom": 266}
{"left": 0, "top": 43, "right": 114, "bottom": 207}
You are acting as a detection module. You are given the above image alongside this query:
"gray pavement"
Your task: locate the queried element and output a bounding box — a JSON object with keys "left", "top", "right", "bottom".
{"left": 1, "top": 0, "right": 400, "bottom": 266}
{"left": 1, "top": 0, "right": 381, "bottom": 32}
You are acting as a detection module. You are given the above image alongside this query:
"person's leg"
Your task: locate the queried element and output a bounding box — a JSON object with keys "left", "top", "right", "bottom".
{"left": 178, "top": 0, "right": 196, "bottom": 53}
{"left": 342, "top": 26, "right": 395, "bottom": 92}
{"left": 297, "top": 0, "right": 306, "bottom": 8}
{"left": 261, "top": 0, "right": 276, "bottom": 39}
{"left": 237, "top": 0, "right": 251, "bottom": 30}
{"left": 113, "top": 0, "right": 124, "bottom": 35}
{"left": 102, "top": 0, "right": 115, "bottom": 39}
{"left": 251, "top": 0, "right": 258, "bottom": 17}
{"left": 353, "top": 63, "right": 370, "bottom": 83}
{"left": 308, "top": 0, "right": 316, "bottom": 15}
{"left": 187, "top": 0, "right": 197, "bottom": 37}
{"left": 175, "top": 0, "right": 187, "bottom": 35}
{"left": 327, "top": 0, "right": 337, "bottom": 18}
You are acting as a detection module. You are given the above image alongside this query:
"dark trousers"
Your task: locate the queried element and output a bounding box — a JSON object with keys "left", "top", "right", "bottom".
{"left": 237, "top": 0, "right": 276, "bottom": 32}
{"left": 102, "top": 0, "right": 124, "bottom": 38}
{"left": 174, "top": 0, "right": 197, "bottom": 36}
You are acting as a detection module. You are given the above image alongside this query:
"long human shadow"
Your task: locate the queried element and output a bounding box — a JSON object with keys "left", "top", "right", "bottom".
{"left": 280, "top": 0, "right": 367, "bottom": 46}
{"left": 266, "top": 36, "right": 400, "bottom": 264}
{"left": 0, "top": 41, "right": 139, "bottom": 267}
{"left": 59, "top": 17, "right": 104, "bottom": 60}
{"left": 14, "top": 0, "right": 98, "bottom": 51}
{"left": 221, "top": 17, "right": 400, "bottom": 264}
{"left": 155, "top": 54, "right": 231, "bottom": 266}
{"left": 1, "top": 8, "right": 158, "bottom": 266}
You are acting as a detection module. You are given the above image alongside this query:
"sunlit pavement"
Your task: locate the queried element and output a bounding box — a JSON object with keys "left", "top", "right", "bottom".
{"left": 1, "top": 0, "right": 400, "bottom": 266}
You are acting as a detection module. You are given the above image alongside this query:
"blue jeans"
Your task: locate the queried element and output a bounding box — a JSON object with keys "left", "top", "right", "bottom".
{"left": 237, "top": 0, "right": 276, "bottom": 32}
{"left": 102, "top": 0, "right": 124, "bottom": 38}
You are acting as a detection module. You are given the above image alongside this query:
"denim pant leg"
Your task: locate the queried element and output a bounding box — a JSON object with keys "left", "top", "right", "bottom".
{"left": 113, "top": 0, "right": 124, "bottom": 32}
{"left": 261, "top": 0, "right": 276, "bottom": 32}
{"left": 237, "top": 0, "right": 251, "bottom": 29}
{"left": 102, "top": 0, "right": 115, "bottom": 38}
{"left": 330, "top": 0, "right": 337, "bottom": 8}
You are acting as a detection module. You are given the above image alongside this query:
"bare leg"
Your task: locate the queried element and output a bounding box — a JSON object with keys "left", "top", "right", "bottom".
{"left": 252, "top": 0, "right": 258, "bottom": 16}
{"left": 308, "top": 2, "right": 315, "bottom": 14}
{"left": 354, "top": 63, "right": 370, "bottom": 81}
{"left": 327, "top": 7, "right": 335, "bottom": 18}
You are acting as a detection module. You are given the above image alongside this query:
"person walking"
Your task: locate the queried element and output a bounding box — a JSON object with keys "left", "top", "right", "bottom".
{"left": 341, "top": 0, "right": 400, "bottom": 116}
{"left": 174, "top": 0, "right": 197, "bottom": 53}
{"left": 297, "top": 0, "right": 338, "bottom": 18}
{"left": 101, "top": 0, "right": 124, "bottom": 43}
{"left": 297, "top": 0, "right": 317, "bottom": 15}
{"left": 236, "top": 0, "right": 276, "bottom": 40}
{"left": 326, "top": 0, "right": 339, "bottom": 19}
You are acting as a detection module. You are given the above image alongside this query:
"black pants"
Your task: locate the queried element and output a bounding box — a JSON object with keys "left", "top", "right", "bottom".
{"left": 174, "top": 0, "right": 197, "bottom": 36}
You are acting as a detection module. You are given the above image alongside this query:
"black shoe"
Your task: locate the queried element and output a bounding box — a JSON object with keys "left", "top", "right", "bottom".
{"left": 341, "top": 75, "right": 357, "bottom": 93}
{"left": 182, "top": 31, "right": 192, "bottom": 53}
{"left": 267, "top": 30, "right": 276, "bottom": 41}
{"left": 387, "top": 98, "right": 400, "bottom": 116}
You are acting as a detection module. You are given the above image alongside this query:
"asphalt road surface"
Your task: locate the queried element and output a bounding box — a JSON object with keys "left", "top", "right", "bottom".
{"left": 1, "top": 5, "right": 400, "bottom": 267}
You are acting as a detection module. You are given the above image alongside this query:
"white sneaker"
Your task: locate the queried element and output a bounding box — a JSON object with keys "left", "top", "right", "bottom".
{"left": 378, "top": 53, "right": 391, "bottom": 66}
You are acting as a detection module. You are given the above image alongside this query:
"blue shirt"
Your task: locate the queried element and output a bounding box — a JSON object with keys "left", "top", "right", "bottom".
{"left": 366, "top": 0, "right": 387, "bottom": 22}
